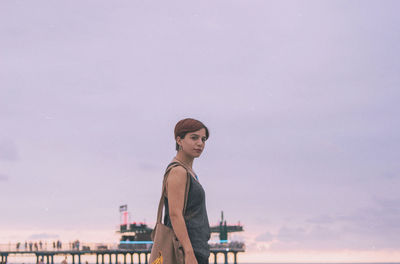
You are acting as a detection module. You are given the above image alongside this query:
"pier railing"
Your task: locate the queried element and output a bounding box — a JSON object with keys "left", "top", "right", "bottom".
{"left": 0, "top": 243, "right": 121, "bottom": 252}
{"left": 0, "top": 241, "right": 245, "bottom": 253}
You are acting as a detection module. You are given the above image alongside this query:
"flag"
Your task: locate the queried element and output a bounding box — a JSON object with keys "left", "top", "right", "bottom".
{"left": 119, "top": 204, "right": 127, "bottom": 212}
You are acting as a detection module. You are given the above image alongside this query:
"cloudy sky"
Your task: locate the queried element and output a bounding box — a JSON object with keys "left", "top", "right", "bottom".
{"left": 1, "top": 0, "right": 400, "bottom": 262}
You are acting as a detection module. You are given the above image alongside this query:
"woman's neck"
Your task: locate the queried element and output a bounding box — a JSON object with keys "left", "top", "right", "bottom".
{"left": 174, "top": 152, "right": 194, "bottom": 170}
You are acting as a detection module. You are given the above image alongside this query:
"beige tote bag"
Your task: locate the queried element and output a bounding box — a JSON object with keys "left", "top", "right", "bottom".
{"left": 149, "top": 162, "right": 191, "bottom": 264}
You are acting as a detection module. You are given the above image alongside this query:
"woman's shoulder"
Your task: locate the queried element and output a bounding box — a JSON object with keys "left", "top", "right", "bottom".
{"left": 165, "top": 165, "right": 188, "bottom": 194}
{"left": 168, "top": 165, "right": 187, "bottom": 179}
{"left": 165, "top": 165, "right": 187, "bottom": 196}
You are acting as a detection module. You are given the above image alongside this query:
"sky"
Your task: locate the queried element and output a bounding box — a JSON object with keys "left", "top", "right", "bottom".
{"left": 1, "top": 0, "right": 400, "bottom": 262}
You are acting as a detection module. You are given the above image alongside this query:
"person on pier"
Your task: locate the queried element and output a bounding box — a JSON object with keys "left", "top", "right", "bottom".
{"left": 161, "top": 118, "right": 211, "bottom": 264}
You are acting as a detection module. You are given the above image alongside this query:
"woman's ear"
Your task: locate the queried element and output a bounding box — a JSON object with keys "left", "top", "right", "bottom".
{"left": 176, "top": 136, "right": 182, "bottom": 146}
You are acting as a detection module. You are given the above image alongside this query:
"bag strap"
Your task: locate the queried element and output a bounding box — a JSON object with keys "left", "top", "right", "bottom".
{"left": 155, "top": 162, "right": 191, "bottom": 224}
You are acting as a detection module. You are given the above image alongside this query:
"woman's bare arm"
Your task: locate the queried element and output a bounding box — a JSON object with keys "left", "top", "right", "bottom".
{"left": 166, "top": 166, "right": 195, "bottom": 257}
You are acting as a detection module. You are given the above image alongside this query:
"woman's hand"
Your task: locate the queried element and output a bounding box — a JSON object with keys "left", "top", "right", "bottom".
{"left": 184, "top": 251, "right": 198, "bottom": 264}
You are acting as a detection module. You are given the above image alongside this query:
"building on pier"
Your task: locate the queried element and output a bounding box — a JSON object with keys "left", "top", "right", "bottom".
{"left": 117, "top": 205, "right": 153, "bottom": 250}
{"left": 210, "top": 211, "right": 244, "bottom": 243}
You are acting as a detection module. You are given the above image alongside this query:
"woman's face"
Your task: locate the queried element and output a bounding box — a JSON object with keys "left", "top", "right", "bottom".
{"left": 178, "top": 128, "right": 207, "bottom": 158}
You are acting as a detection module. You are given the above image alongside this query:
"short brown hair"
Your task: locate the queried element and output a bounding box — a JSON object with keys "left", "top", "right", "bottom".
{"left": 174, "top": 118, "right": 209, "bottom": 151}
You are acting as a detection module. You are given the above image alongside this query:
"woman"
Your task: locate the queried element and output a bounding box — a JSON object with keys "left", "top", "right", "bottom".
{"left": 163, "top": 118, "right": 211, "bottom": 264}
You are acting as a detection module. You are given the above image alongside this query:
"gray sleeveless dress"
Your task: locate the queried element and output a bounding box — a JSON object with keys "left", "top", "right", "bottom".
{"left": 163, "top": 163, "right": 211, "bottom": 259}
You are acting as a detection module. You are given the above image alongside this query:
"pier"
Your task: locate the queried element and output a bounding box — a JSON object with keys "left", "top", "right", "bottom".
{"left": 1, "top": 209, "right": 245, "bottom": 263}
{"left": 0, "top": 242, "right": 245, "bottom": 264}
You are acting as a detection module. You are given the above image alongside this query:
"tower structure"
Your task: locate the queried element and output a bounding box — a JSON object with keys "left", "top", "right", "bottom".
{"left": 210, "top": 211, "right": 244, "bottom": 243}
